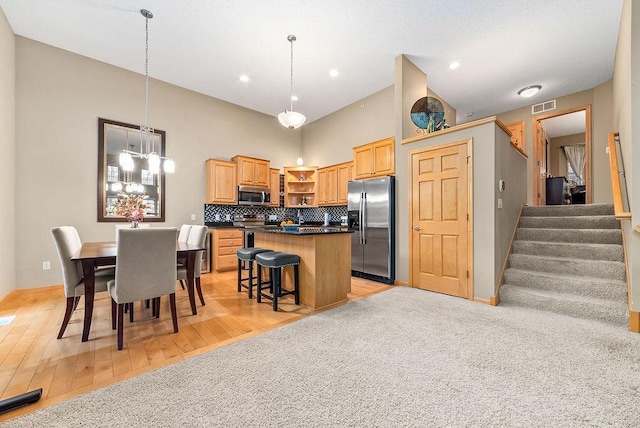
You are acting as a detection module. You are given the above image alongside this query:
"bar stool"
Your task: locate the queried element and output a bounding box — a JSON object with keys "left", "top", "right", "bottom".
{"left": 237, "top": 247, "right": 273, "bottom": 298}
{"left": 255, "top": 251, "right": 300, "bottom": 311}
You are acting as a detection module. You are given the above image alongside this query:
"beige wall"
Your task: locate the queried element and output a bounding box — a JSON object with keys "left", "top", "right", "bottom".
{"left": 613, "top": 0, "right": 640, "bottom": 312}
{"left": 548, "top": 133, "right": 585, "bottom": 178}
{"left": 14, "top": 37, "right": 299, "bottom": 289}
{"left": 301, "top": 86, "right": 394, "bottom": 167}
{"left": 496, "top": 83, "right": 614, "bottom": 205}
{"left": 0, "top": 9, "right": 15, "bottom": 300}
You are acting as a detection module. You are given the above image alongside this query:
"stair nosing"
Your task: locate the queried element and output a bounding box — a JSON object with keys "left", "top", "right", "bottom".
{"left": 504, "top": 267, "right": 626, "bottom": 285}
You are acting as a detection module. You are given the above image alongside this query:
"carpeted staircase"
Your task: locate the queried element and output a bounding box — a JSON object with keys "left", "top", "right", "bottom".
{"left": 500, "top": 203, "right": 628, "bottom": 326}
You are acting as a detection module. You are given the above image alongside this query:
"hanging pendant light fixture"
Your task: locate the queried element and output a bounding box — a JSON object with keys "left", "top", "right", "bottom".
{"left": 278, "top": 35, "right": 306, "bottom": 129}
{"left": 119, "top": 9, "right": 175, "bottom": 179}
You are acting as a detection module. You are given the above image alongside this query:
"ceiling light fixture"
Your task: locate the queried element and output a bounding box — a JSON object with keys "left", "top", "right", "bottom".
{"left": 449, "top": 62, "right": 460, "bottom": 69}
{"left": 278, "top": 35, "right": 306, "bottom": 129}
{"left": 329, "top": 69, "right": 339, "bottom": 77}
{"left": 240, "top": 74, "right": 249, "bottom": 82}
{"left": 517, "top": 85, "right": 542, "bottom": 98}
{"left": 119, "top": 9, "right": 175, "bottom": 177}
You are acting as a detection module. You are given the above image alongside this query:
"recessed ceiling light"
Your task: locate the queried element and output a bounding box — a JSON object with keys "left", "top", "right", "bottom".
{"left": 239, "top": 74, "right": 249, "bottom": 82}
{"left": 329, "top": 69, "right": 339, "bottom": 77}
{"left": 449, "top": 62, "right": 460, "bottom": 69}
{"left": 466, "top": 112, "right": 474, "bottom": 117}
{"left": 517, "top": 85, "right": 541, "bottom": 97}
{"left": 291, "top": 95, "right": 298, "bottom": 101}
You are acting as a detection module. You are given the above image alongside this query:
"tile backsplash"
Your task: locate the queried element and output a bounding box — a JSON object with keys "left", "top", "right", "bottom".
{"left": 204, "top": 204, "right": 347, "bottom": 224}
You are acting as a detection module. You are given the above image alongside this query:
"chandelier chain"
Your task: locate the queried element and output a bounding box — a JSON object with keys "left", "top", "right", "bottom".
{"left": 289, "top": 37, "right": 294, "bottom": 111}
{"left": 144, "top": 13, "right": 149, "bottom": 129}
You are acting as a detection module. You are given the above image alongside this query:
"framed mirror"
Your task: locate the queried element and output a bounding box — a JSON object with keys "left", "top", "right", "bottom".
{"left": 98, "top": 118, "right": 166, "bottom": 222}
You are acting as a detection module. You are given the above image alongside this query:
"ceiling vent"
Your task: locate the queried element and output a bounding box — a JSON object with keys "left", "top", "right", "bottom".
{"left": 532, "top": 99, "right": 556, "bottom": 115}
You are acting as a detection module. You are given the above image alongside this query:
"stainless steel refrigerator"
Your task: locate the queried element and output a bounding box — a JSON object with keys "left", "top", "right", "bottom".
{"left": 347, "top": 176, "right": 395, "bottom": 284}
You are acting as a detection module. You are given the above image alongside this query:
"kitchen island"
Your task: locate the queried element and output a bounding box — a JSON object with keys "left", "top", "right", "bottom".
{"left": 253, "top": 227, "right": 352, "bottom": 310}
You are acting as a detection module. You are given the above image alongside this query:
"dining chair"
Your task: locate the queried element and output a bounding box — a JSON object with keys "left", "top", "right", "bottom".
{"left": 177, "top": 224, "right": 193, "bottom": 290}
{"left": 107, "top": 228, "right": 178, "bottom": 350}
{"left": 51, "top": 226, "right": 115, "bottom": 339}
{"left": 177, "top": 225, "right": 208, "bottom": 306}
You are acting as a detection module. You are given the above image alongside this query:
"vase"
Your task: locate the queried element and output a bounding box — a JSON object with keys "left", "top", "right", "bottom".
{"left": 130, "top": 221, "right": 139, "bottom": 229}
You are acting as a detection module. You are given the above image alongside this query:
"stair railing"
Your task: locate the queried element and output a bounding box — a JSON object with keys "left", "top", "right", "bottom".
{"left": 607, "top": 132, "right": 631, "bottom": 220}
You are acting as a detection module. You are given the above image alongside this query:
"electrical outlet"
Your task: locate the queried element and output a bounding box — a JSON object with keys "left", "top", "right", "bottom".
{"left": 225, "top": 214, "right": 231, "bottom": 221}
{"left": 215, "top": 214, "right": 220, "bottom": 221}
{"left": 42, "top": 261, "right": 51, "bottom": 270}
{"left": 190, "top": 214, "right": 196, "bottom": 221}
{"left": 497, "top": 199, "right": 503, "bottom": 209}
{"left": 606, "top": 146, "right": 610, "bottom": 154}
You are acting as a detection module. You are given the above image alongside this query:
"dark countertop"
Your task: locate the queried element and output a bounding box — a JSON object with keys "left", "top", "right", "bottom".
{"left": 253, "top": 226, "right": 352, "bottom": 235}
{"left": 205, "top": 221, "right": 348, "bottom": 230}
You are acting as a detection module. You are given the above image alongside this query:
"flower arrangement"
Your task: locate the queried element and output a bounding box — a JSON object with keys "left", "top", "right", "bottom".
{"left": 112, "top": 192, "right": 148, "bottom": 223}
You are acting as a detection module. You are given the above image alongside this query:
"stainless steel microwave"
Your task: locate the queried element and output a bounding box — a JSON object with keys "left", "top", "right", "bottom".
{"left": 237, "top": 185, "right": 271, "bottom": 206}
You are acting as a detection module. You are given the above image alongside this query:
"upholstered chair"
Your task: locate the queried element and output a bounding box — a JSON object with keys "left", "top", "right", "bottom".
{"left": 51, "top": 226, "right": 115, "bottom": 339}
{"left": 177, "top": 225, "right": 208, "bottom": 306}
{"left": 178, "top": 224, "right": 192, "bottom": 243}
{"left": 107, "top": 228, "right": 178, "bottom": 350}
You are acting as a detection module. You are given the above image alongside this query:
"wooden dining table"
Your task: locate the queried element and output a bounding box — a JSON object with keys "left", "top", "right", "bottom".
{"left": 71, "top": 240, "right": 205, "bottom": 342}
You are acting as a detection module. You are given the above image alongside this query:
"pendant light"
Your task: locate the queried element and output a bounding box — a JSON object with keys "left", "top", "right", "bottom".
{"left": 119, "top": 9, "right": 175, "bottom": 179}
{"left": 278, "top": 35, "right": 306, "bottom": 129}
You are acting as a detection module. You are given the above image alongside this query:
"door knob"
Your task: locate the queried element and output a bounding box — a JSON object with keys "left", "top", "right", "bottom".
{"left": 414, "top": 225, "right": 420, "bottom": 231}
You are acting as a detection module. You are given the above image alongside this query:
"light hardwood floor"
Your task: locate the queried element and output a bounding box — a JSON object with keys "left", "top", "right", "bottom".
{"left": 0, "top": 270, "right": 390, "bottom": 421}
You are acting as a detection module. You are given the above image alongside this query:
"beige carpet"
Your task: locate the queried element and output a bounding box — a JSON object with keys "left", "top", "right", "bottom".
{"left": 4, "top": 286, "right": 640, "bottom": 427}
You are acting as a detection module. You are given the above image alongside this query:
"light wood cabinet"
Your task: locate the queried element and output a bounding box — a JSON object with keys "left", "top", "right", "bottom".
{"left": 318, "top": 161, "right": 352, "bottom": 206}
{"left": 353, "top": 137, "right": 395, "bottom": 179}
{"left": 270, "top": 168, "right": 281, "bottom": 207}
{"left": 336, "top": 161, "right": 353, "bottom": 205}
{"left": 205, "top": 159, "right": 237, "bottom": 205}
{"left": 505, "top": 121, "right": 525, "bottom": 152}
{"left": 284, "top": 166, "right": 317, "bottom": 208}
{"left": 211, "top": 228, "right": 244, "bottom": 272}
{"left": 231, "top": 155, "right": 270, "bottom": 187}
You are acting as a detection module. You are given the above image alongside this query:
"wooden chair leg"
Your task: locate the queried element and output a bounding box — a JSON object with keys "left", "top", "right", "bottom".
{"left": 117, "top": 303, "right": 124, "bottom": 350}
{"left": 145, "top": 299, "right": 150, "bottom": 309}
{"left": 294, "top": 265, "right": 300, "bottom": 305}
{"left": 273, "top": 268, "right": 280, "bottom": 312}
{"left": 256, "top": 265, "right": 262, "bottom": 303}
{"left": 155, "top": 297, "right": 161, "bottom": 318}
{"left": 57, "top": 297, "right": 75, "bottom": 339}
{"left": 111, "top": 298, "right": 117, "bottom": 330}
{"left": 196, "top": 277, "right": 205, "bottom": 306}
{"left": 72, "top": 296, "right": 81, "bottom": 311}
{"left": 129, "top": 303, "right": 134, "bottom": 322}
{"left": 237, "top": 259, "right": 242, "bottom": 292}
{"left": 169, "top": 293, "right": 178, "bottom": 333}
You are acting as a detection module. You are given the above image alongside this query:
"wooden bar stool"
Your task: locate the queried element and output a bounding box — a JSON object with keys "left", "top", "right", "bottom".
{"left": 236, "top": 247, "right": 273, "bottom": 298}
{"left": 255, "top": 251, "right": 300, "bottom": 311}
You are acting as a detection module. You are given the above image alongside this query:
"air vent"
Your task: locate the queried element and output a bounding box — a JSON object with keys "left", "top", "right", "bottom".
{"left": 532, "top": 100, "right": 556, "bottom": 115}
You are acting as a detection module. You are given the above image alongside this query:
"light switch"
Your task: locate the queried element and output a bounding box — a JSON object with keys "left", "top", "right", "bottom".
{"left": 497, "top": 199, "right": 503, "bottom": 209}
{"left": 190, "top": 214, "right": 196, "bottom": 220}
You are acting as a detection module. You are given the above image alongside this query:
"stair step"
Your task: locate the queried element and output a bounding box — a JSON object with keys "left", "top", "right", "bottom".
{"left": 508, "top": 253, "right": 625, "bottom": 281}
{"left": 519, "top": 215, "right": 620, "bottom": 230}
{"left": 503, "top": 268, "right": 627, "bottom": 301}
{"left": 522, "top": 203, "right": 614, "bottom": 217}
{"left": 499, "top": 285, "right": 628, "bottom": 326}
{"left": 516, "top": 228, "right": 622, "bottom": 244}
{"left": 512, "top": 241, "right": 624, "bottom": 262}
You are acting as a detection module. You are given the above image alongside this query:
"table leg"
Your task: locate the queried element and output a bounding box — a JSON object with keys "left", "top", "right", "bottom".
{"left": 187, "top": 252, "right": 197, "bottom": 315}
{"left": 81, "top": 260, "right": 96, "bottom": 342}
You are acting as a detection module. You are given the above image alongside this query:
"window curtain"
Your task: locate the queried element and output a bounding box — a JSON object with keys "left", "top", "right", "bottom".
{"left": 563, "top": 144, "right": 586, "bottom": 184}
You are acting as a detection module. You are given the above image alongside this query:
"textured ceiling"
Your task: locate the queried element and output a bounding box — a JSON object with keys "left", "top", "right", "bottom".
{"left": 0, "top": 0, "right": 624, "bottom": 125}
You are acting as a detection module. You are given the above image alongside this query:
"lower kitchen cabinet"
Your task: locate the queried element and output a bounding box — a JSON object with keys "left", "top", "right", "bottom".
{"left": 211, "top": 228, "right": 244, "bottom": 272}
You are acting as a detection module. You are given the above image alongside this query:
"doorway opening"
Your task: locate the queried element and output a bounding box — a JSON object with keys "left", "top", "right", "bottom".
{"left": 532, "top": 105, "right": 591, "bottom": 206}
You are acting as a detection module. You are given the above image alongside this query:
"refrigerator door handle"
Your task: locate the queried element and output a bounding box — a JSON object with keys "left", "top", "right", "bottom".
{"left": 359, "top": 193, "right": 364, "bottom": 245}
{"left": 362, "top": 192, "right": 367, "bottom": 244}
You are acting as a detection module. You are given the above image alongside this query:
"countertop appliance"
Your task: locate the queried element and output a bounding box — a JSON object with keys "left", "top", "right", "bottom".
{"left": 237, "top": 186, "right": 271, "bottom": 206}
{"left": 232, "top": 213, "right": 266, "bottom": 228}
{"left": 347, "top": 176, "right": 395, "bottom": 284}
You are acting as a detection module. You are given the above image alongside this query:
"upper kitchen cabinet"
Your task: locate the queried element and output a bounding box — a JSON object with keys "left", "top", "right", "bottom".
{"left": 206, "top": 159, "right": 237, "bottom": 204}
{"left": 318, "top": 161, "right": 352, "bottom": 206}
{"left": 270, "top": 168, "right": 281, "bottom": 207}
{"left": 353, "top": 137, "right": 395, "bottom": 179}
{"left": 505, "top": 121, "right": 525, "bottom": 153}
{"left": 284, "top": 166, "right": 317, "bottom": 208}
{"left": 231, "top": 155, "right": 270, "bottom": 187}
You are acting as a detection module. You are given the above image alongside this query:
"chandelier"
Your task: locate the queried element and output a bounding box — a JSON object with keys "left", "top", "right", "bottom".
{"left": 119, "top": 9, "right": 175, "bottom": 176}
{"left": 278, "top": 35, "right": 306, "bottom": 130}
